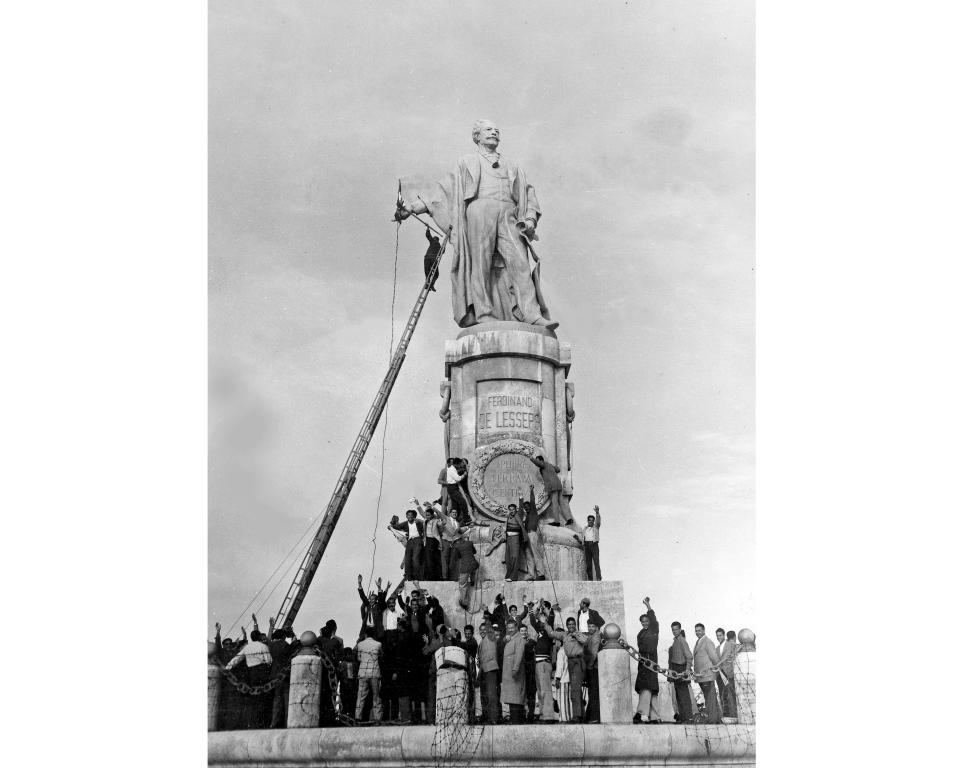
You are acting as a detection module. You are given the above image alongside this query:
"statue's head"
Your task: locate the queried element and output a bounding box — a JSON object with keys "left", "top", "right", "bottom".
{"left": 472, "top": 119, "right": 500, "bottom": 148}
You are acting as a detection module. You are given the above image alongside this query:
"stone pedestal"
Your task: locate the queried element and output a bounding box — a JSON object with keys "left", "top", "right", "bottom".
{"left": 210, "top": 723, "right": 757, "bottom": 766}
{"left": 207, "top": 662, "right": 222, "bottom": 732}
{"left": 456, "top": 522, "right": 587, "bottom": 582}
{"left": 441, "top": 322, "right": 578, "bottom": 525}
{"left": 597, "top": 625, "right": 634, "bottom": 723}
{"left": 434, "top": 645, "right": 469, "bottom": 728}
{"left": 287, "top": 654, "right": 323, "bottom": 728}
{"left": 733, "top": 650, "right": 756, "bottom": 724}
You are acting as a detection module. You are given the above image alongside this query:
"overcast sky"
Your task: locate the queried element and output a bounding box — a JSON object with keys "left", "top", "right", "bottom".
{"left": 209, "top": 0, "right": 754, "bottom": 649}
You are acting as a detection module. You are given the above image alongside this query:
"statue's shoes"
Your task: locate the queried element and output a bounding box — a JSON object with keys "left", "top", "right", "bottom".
{"left": 531, "top": 317, "right": 559, "bottom": 331}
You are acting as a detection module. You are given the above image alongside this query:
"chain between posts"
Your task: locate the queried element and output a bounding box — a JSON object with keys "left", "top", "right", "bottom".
{"left": 616, "top": 638, "right": 725, "bottom": 682}
{"left": 214, "top": 659, "right": 291, "bottom": 696}
{"left": 215, "top": 650, "right": 417, "bottom": 727}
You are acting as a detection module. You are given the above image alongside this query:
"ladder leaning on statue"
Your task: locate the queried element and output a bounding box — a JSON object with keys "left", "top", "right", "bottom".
{"left": 274, "top": 225, "right": 451, "bottom": 631}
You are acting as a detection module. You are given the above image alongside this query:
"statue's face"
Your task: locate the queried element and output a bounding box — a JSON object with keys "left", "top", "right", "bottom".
{"left": 475, "top": 121, "right": 500, "bottom": 148}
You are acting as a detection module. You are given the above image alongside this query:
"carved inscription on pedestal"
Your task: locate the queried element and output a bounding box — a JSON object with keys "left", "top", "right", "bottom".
{"left": 476, "top": 380, "right": 542, "bottom": 448}
{"left": 483, "top": 453, "right": 544, "bottom": 510}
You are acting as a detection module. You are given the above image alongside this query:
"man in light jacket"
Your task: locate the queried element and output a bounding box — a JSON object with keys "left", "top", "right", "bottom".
{"left": 499, "top": 619, "right": 527, "bottom": 723}
{"left": 717, "top": 629, "right": 738, "bottom": 718}
{"left": 693, "top": 623, "right": 721, "bottom": 724}
{"left": 477, "top": 622, "right": 500, "bottom": 724}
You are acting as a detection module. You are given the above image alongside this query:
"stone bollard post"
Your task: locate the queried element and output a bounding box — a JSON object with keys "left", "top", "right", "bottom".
{"left": 597, "top": 623, "right": 633, "bottom": 723}
{"left": 287, "top": 632, "right": 324, "bottom": 729}
{"left": 733, "top": 628, "right": 756, "bottom": 725}
{"left": 435, "top": 645, "right": 469, "bottom": 727}
{"left": 208, "top": 642, "right": 221, "bottom": 732}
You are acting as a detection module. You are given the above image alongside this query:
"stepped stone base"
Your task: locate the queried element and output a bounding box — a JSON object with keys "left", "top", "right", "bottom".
{"left": 407, "top": 579, "right": 625, "bottom": 631}
{"left": 448, "top": 522, "right": 588, "bottom": 582}
{"left": 208, "top": 723, "right": 756, "bottom": 767}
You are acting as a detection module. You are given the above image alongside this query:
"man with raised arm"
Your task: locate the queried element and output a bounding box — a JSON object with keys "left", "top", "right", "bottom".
{"left": 357, "top": 574, "right": 388, "bottom": 638}
{"left": 389, "top": 508, "right": 424, "bottom": 581}
{"left": 527, "top": 605, "right": 559, "bottom": 723}
{"left": 541, "top": 617, "right": 589, "bottom": 723}
{"left": 520, "top": 485, "right": 547, "bottom": 580}
{"left": 396, "top": 120, "right": 557, "bottom": 331}
{"left": 633, "top": 596, "right": 661, "bottom": 724}
{"left": 503, "top": 502, "right": 524, "bottom": 581}
{"left": 225, "top": 613, "right": 274, "bottom": 729}
{"left": 433, "top": 500, "right": 460, "bottom": 581}
{"left": 583, "top": 505, "right": 602, "bottom": 580}
{"left": 381, "top": 578, "right": 406, "bottom": 637}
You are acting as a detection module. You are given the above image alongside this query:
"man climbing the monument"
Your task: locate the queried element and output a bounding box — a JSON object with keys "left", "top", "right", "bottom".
{"left": 396, "top": 119, "right": 558, "bottom": 331}
{"left": 520, "top": 485, "right": 547, "bottom": 581}
{"left": 532, "top": 454, "right": 568, "bottom": 526}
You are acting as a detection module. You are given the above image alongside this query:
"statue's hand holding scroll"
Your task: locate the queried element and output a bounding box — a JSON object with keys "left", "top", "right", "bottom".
{"left": 516, "top": 217, "right": 537, "bottom": 240}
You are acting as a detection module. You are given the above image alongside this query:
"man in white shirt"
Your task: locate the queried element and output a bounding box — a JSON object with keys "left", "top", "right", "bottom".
{"left": 576, "top": 598, "right": 605, "bottom": 633}
{"left": 225, "top": 621, "right": 274, "bottom": 728}
{"left": 583, "top": 505, "right": 602, "bottom": 580}
{"left": 693, "top": 623, "right": 721, "bottom": 724}
{"left": 422, "top": 503, "right": 443, "bottom": 580}
{"left": 225, "top": 631, "right": 272, "bottom": 672}
{"left": 354, "top": 629, "right": 384, "bottom": 722}
{"left": 439, "top": 458, "right": 472, "bottom": 525}
{"left": 389, "top": 509, "right": 424, "bottom": 580}
{"left": 434, "top": 502, "right": 461, "bottom": 581}
{"left": 381, "top": 580, "right": 405, "bottom": 635}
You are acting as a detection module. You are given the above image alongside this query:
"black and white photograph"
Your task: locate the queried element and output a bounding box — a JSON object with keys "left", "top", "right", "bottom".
{"left": 208, "top": 2, "right": 755, "bottom": 765}
{"left": 7, "top": 1, "right": 959, "bottom": 767}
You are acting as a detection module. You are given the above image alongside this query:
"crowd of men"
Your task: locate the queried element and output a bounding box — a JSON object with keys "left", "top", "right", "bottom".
{"left": 632, "top": 598, "right": 747, "bottom": 725}
{"left": 211, "top": 587, "right": 615, "bottom": 729}
{"left": 385, "top": 472, "right": 604, "bottom": 586}
{"left": 210, "top": 590, "right": 751, "bottom": 730}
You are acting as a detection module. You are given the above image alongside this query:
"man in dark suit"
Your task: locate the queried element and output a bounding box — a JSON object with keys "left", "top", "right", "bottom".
{"left": 575, "top": 597, "right": 605, "bottom": 633}
{"left": 389, "top": 509, "right": 424, "bottom": 580}
{"left": 532, "top": 454, "right": 567, "bottom": 526}
{"left": 357, "top": 575, "right": 389, "bottom": 638}
{"left": 423, "top": 229, "right": 441, "bottom": 291}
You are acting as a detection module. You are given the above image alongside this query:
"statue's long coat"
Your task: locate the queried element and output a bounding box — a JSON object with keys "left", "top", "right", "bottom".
{"left": 423, "top": 153, "right": 552, "bottom": 328}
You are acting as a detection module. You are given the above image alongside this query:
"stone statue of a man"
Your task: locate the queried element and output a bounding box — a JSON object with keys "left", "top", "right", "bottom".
{"left": 398, "top": 120, "right": 558, "bottom": 330}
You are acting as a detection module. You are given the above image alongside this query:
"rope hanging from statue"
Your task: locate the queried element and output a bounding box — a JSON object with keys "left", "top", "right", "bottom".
{"left": 365, "top": 220, "right": 400, "bottom": 593}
